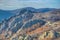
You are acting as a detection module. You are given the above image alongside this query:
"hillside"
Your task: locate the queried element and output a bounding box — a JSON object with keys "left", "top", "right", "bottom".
{"left": 0, "top": 7, "right": 60, "bottom": 40}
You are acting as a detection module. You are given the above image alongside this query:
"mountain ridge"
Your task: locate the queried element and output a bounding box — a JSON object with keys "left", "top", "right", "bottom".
{"left": 0, "top": 7, "right": 59, "bottom": 23}
{"left": 0, "top": 7, "right": 60, "bottom": 40}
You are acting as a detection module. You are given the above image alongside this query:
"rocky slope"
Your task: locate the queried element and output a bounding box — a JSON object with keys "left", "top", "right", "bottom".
{"left": 0, "top": 7, "right": 60, "bottom": 40}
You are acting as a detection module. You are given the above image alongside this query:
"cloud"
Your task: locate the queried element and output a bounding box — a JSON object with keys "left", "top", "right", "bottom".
{"left": 0, "top": 0, "right": 60, "bottom": 10}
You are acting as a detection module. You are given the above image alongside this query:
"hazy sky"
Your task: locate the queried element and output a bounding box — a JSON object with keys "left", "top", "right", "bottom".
{"left": 0, "top": 0, "right": 60, "bottom": 10}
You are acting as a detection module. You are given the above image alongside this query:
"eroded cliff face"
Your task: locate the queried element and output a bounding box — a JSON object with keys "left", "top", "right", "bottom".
{"left": 0, "top": 7, "right": 60, "bottom": 40}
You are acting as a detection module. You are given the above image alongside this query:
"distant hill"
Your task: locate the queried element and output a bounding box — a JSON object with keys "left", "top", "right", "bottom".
{"left": 0, "top": 7, "right": 56, "bottom": 22}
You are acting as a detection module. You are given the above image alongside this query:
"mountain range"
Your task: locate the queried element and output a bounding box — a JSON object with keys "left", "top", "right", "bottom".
{"left": 0, "top": 7, "right": 60, "bottom": 40}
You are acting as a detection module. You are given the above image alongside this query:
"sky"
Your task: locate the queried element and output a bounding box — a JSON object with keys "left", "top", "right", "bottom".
{"left": 0, "top": 0, "right": 60, "bottom": 10}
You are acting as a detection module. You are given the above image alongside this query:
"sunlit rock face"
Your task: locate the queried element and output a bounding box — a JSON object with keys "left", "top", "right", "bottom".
{"left": 0, "top": 7, "right": 60, "bottom": 40}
